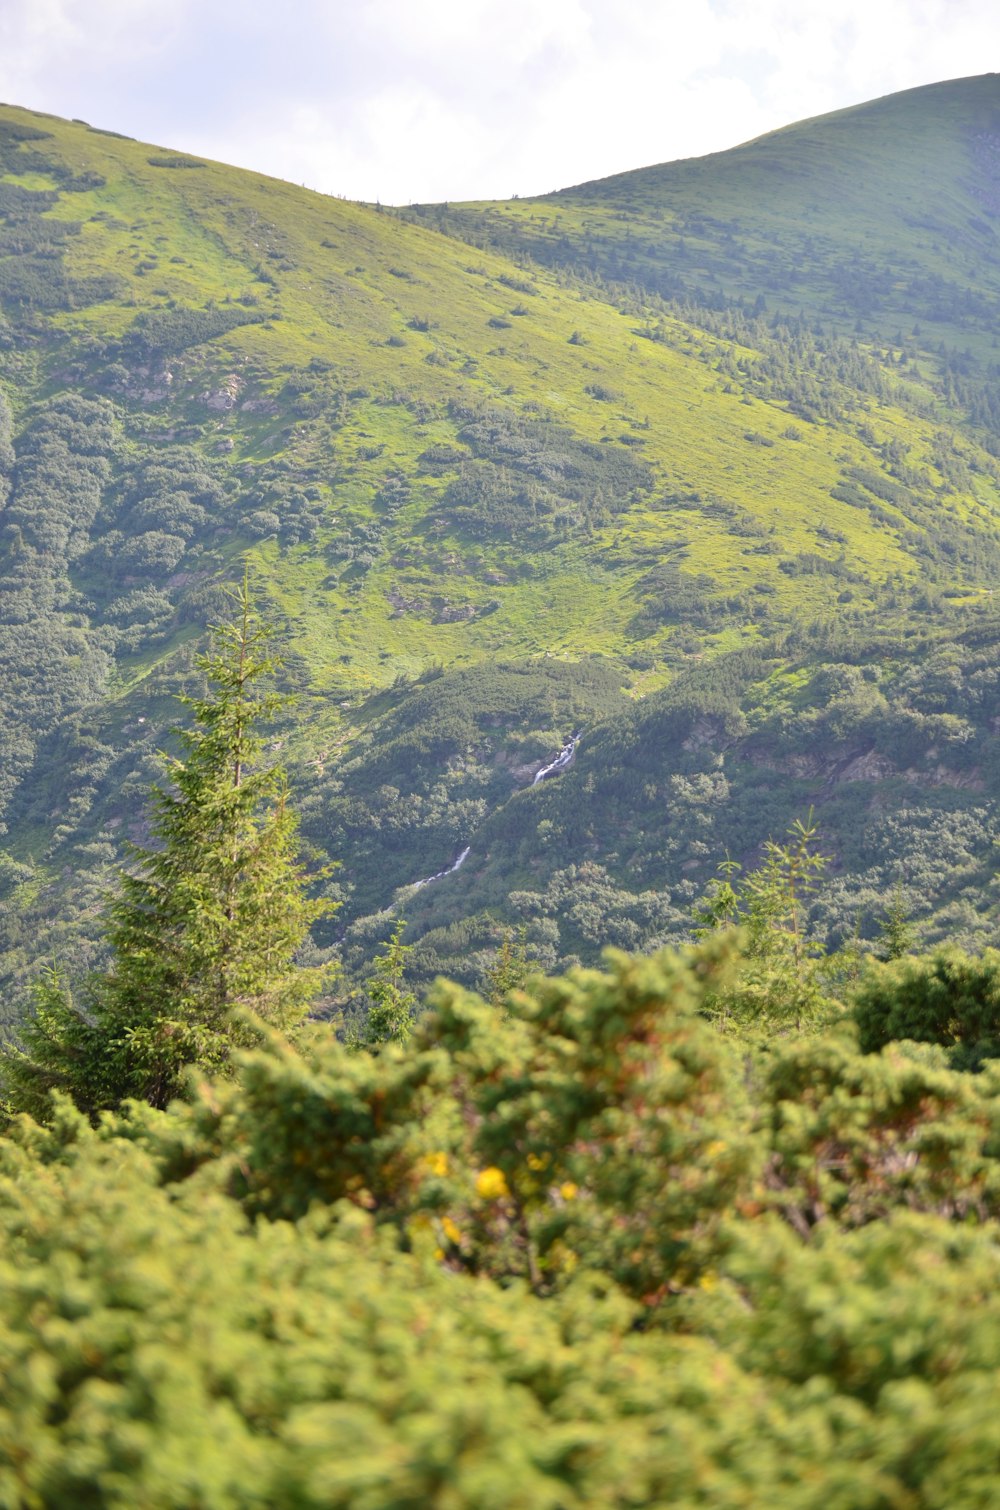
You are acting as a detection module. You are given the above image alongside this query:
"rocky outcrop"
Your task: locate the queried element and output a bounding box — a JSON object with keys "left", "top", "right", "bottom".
{"left": 386, "top": 588, "right": 426, "bottom": 617}
{"left": 743, "top": 742, "right": 984, "bottom": 793}
{"left": 903, "top": 763, "right": 984, "bottom": 792}
{"left": 202, "top": 374, "right": 242, "bottom": 410}
{"left": 125, "top": 364, "right": 173, "bottom": 402}
{"left": 835, "top": 749, "right": 897, "bottom": 784}
{"left": 682, "top": 715, "right": 743, "bottom": 753}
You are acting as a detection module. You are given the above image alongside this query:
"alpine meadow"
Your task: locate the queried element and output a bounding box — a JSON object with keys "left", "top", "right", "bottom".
{"left": 4, "top": 72, "right": 1000, "bottom": 1505}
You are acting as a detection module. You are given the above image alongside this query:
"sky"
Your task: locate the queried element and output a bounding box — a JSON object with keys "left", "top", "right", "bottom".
{"left": 0, "top": 0, "right": 996, "bottom": 204}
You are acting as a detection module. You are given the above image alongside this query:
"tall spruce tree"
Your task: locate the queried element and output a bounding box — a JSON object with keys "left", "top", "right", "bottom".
{"left": 2, "top": 576, "right": 332, "bottom": 1118}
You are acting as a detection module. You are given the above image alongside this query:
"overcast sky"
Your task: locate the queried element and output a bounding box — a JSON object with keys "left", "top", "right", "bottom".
{"left": 0, "top": 0, "right": 996, "bottom": 204}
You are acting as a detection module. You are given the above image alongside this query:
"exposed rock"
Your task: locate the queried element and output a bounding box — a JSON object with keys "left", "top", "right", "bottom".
{"left": 126, "top": 363, "right": 174, "bottom": 403}
{"left": 745, "top": 741, "right": 984, "bottom": 794}
{"left": 903, "top": 764, "right": 984, "bottom": 791}
{"left": 202, "top": 373, "right": 243, "bottom": 410}
{"left": 434, "top": 603, "right": 476, "bottom": 623}
{"left": 835, "top": 750, "right": 896, "bottom": 783}
{"left": 682, "top": 715, "right": 741, "bottom": 753}
{"left": 386, "top": 588, "right": 426, "bottom": 616}
{"left": 494, "top": 749, "right": 545, "bottom": 785}
{"left": 786, "top": 753, "right": 828, "bottom": 779}
{"left": 513, "top": 761, "right": 544, "bottom": 784}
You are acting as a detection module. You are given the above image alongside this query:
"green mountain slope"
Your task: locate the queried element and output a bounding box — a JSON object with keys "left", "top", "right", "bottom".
{"left": 412, "top": 75, "right": 1000, "bottom": 357}
{"left": 3, "top": 83, "right": 1000, "bottom": 1012}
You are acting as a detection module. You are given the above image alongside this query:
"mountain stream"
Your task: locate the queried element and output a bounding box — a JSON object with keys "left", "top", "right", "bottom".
{"left": 407, "top": 733, "right": 581, "bottom": 891}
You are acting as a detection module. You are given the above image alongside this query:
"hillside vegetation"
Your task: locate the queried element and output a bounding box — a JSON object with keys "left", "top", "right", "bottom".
{"left": 2, "top": 80, "right": 1000, "bottom": 1007}
{"left": 7, "top": 83, "right": 1000, "bottom": 1501}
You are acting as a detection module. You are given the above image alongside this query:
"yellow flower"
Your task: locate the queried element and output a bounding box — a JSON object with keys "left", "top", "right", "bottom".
{"left": 559, "top": 1181, "right": 579, "bottom": 1201}
{"left": 475, "top": 1166, "right": 510, "bottom": 1201}
{"left": 526, "top": 1153, "right": 548, "bottom": 1171}
{"left": 698, "top": 1271, "right": 719, "bottom": 1292}
{"left": 423, "top": 1151, "right": 449, "bottom": 1177}
{"left": 441, "top": 1216, "right": 461, "bottom": 1245}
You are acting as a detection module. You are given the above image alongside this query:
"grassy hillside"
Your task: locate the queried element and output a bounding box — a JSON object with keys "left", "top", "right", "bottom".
{"left": 3, "top": 83, "right": 1000, "bottom": 1012}
{"left": 410, "top": 76, "right": 1000, "bottom": 358}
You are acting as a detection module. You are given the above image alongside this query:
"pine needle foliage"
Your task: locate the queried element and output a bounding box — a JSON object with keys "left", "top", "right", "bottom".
{"left": 694, "top": 811, "right": 830, "bottom": 1029}
{"left": 876, "top": 878, "right": 919, "bottom": 961}
{"left": 362, "top": 922, "right": 417, "bottom": 1046}
{"left": 482, "top": 924, "right": 533, "bottom": 1007}
{"left": 3, "top": 577, "right": 333, "bottom": 1117}
{"left": 8, "top": 939, "right": 1000, "bottom": 1500}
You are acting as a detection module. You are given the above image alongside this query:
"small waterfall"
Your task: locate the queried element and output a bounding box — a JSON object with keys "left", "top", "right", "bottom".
{"left": 410, "top": 845, "right": 471, "bottom": 891}
{"left": 531, "top": 732, "right": 580, "bottom": 786}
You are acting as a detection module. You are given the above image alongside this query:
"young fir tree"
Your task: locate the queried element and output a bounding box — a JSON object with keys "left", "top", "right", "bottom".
{"left": 362, "top": 922, "right": 418, "bottom": 1047}
{"left": 3, "top": 577, "right": 333, "bottom": 1118}
{"left": 693, "top": 812, "right": 830, "bottom": 1030}
{"left": 482, "top": 925, "right": 533, "bottom": 1007}
{"left": 875, "top": 878, "right": 918, "bottom": 961}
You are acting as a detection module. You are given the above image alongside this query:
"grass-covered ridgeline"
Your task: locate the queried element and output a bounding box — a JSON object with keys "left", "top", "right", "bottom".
{"left": 413, "top": 75, "right": 1000, "bottom": 370}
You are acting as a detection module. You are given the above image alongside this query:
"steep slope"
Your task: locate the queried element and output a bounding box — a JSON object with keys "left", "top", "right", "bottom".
{"left": 3, "top": 87, "right": 1000, "bottom": 1011}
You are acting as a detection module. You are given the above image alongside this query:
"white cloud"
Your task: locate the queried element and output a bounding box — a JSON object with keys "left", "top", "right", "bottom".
{"left": 0, "top": 0, "right": 996, "bottom": 201}
{"left": 0, "top": 0, "right": 183, "bottom": 97}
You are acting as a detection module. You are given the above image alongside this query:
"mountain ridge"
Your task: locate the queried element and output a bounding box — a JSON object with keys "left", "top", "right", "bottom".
{"left": 555, "top": 72, "right": 1000, "bottom": 189}
{"left": 2, "top": 78, "right": 1000, "bottom": 1012}
{"left": 417, "top": 73, "right": 1000, "bottom": 374}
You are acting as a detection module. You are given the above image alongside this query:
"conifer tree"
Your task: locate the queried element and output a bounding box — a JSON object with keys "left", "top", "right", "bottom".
{"left": 362, "top": 922, "right": 417, "bottom": 1047}
{"left": 693, "top": 812, "right": 829, "bottom": 1029}
{"left": 482, "top": 925, "right": 532, "bottom": 1007}
{"left": 876, "top": 878, "right": 918, "bottom": 961}
{"left": 3, "top": 576, "right": 333, "bottom": 1117}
